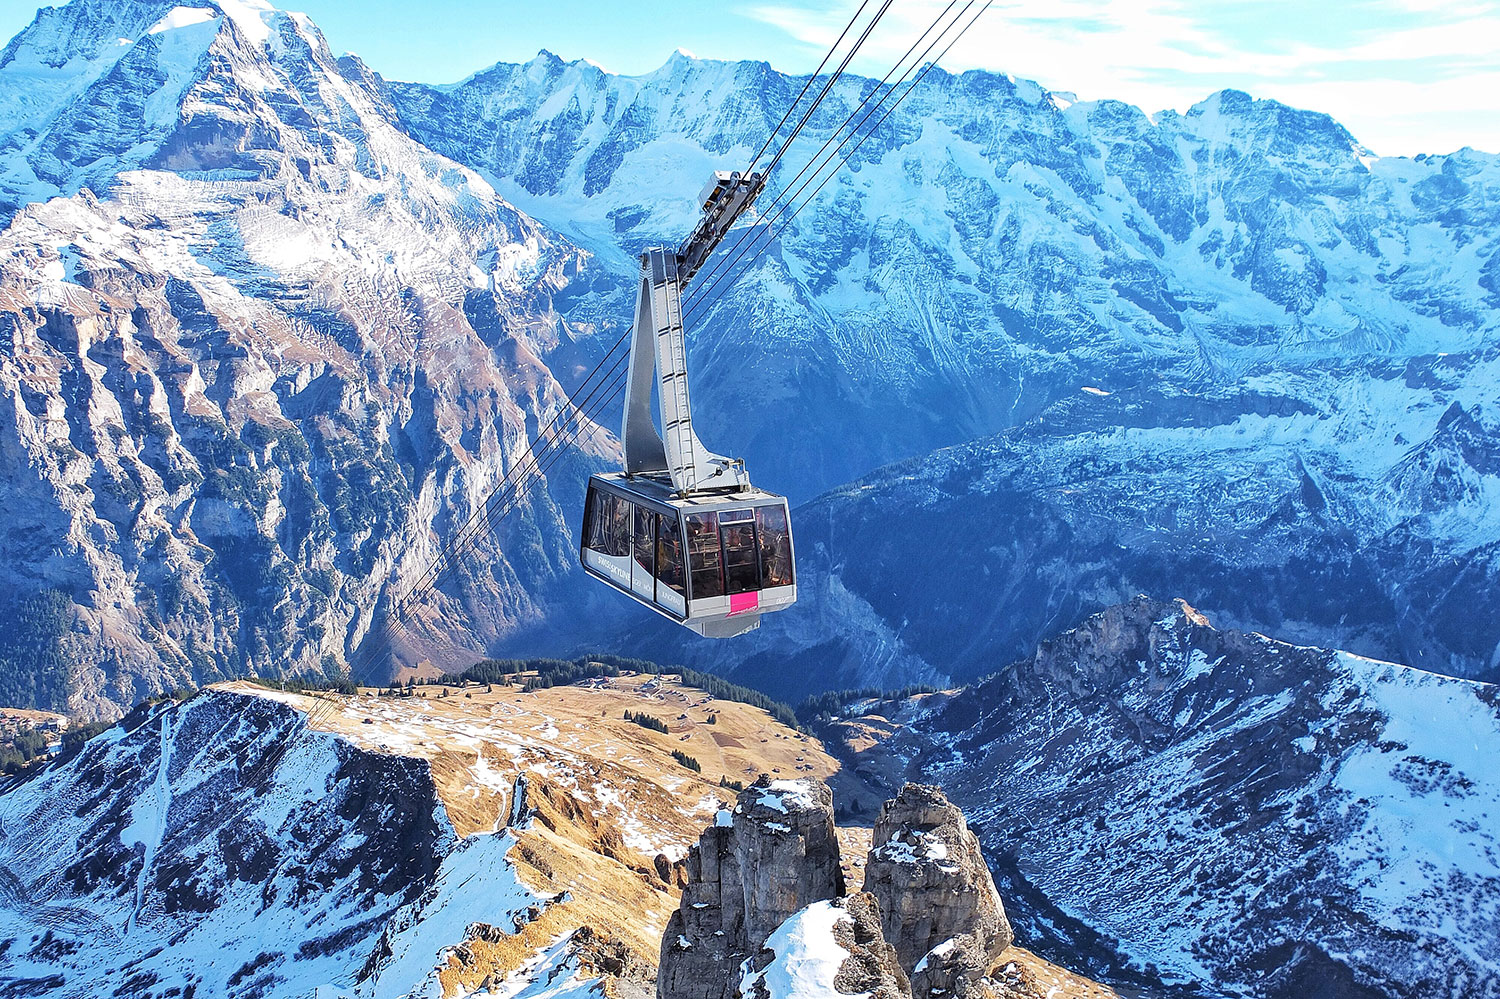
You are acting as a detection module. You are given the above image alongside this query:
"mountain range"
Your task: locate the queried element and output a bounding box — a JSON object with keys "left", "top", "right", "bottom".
{"left": 0, "top": 0, "right": 1496, "bottom": 716}
{"left": 813, "top": 597, "right": 1500, "bottom": 999}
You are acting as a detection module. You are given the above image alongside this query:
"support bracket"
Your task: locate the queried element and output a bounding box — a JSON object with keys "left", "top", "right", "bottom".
{"left": 620, "top": 248, "right": 751, "bottom": 496}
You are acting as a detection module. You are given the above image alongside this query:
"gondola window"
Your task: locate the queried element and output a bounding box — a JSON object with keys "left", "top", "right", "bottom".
{"left": 755, "top": 505, "right": 794, "bottom": 587}
{"left": 686, "top": 512, "right": 724, "bottom": 598}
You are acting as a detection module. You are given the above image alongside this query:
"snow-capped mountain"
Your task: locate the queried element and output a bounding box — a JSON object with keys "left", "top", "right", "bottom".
{"left": 1, "top": 0, "right": 1498, "bottom": 712}
{"left": 384, "top": 47, "right": 1500, "bottom": 689}
{"left": 816, "top": 598, "right": 1500, "bottom": 999}
{"left": 387, "top": 52, "right": 1500, "bottom": 498}
{"left": 0, "top": 0, "right": 622, "bottom": 714}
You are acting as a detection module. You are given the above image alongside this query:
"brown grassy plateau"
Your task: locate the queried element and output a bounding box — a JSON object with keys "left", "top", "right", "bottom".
{"left": 222, "top": 674, "right": 1112, "bottom": 998}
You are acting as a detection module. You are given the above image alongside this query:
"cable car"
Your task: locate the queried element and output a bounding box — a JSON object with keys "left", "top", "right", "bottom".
{"left": 581, "top": 473, "right": 795, "bottom": 638}
{"left": 579, "top": 174, "right": 795, "bottom": 638}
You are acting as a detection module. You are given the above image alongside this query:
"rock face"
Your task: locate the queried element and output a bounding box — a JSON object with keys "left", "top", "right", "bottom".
{"left": 865, "top": 783, "right": 1013, "bottom": 998}
{"left": 0, "top": 0, "right": 608, "bottom": 715}
{"left": 828, "top": 893, "right": 912, "bottom": 999}
{"left": 735, "top": 776, "right": 846, "bottom": 946}
{"left": 658, "top": 776, "right": 844, "bottom": 999}
{"left": 663, "top": 779, "right": 1020, "bottom": 999}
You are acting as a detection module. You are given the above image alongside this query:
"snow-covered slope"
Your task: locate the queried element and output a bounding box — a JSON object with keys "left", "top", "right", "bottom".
{"left": 0, "top": 690, "right": 547, "bottom": 997}
{"left": 0, "top": 671, "right": 793, "bottom": 997}
{"left": 0, "top": 1, "right": 622, "bottom": 714}
{"left": 739, "top": 899, "right": 881, "bottom": 999}
{"left": 817, "top": 598, "right": 1500, "bottom": 999}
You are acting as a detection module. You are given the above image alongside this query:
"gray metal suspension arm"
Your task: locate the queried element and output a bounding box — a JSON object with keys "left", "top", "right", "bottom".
{"left": 620, "top": 249, "right": 751, "bottom": 496}
{"left": 676, "top": 170, "right": 765, "bottom": 285}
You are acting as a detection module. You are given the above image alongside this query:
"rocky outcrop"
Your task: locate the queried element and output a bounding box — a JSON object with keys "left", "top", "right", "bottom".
{"left": 864, "top": 783, "right": 1013, "bottom": 998}
{"left": 658, "top": 776, "right": 844, "bottom": 999}
{"left": 735, "top": 776, "right": 846, "bottom": 946}
{"left": 662, "top": 780, "right": 1016, "bottom": 999}
{"left": 829, "top": 893, "right": 911, "bottom": 999}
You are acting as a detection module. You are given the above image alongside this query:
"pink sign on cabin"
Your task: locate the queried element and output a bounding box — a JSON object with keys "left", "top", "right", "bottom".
{"left": 728, "top": 591, "right": 759, "bottom": 616}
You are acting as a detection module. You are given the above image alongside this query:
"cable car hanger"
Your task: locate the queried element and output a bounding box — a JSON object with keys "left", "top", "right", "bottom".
{"left": 624, "top": 172, "right": 762, "bottom": 497}
{"left": 581, "top": 169, "right": 799, "bottom": 638}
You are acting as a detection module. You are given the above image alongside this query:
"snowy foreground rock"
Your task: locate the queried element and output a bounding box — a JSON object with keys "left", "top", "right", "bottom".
{"left": 867, "top": 784, "right": 1015, "bottom": 999}
{"left": 661, "top": 776, "right": 1018, "bottom": 999}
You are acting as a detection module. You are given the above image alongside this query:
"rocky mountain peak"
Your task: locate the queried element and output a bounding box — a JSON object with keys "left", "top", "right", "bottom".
{"left": 991, "top": 595, "right": 1223, "bottom": 703}
{"left": 663, "top": 780, "right": 1026, "bottom": 999}
{"left": 865, "top": 783, "right": 1013, "bottom": 998}
{"left": 658, "top": 775, "right": 845, "bottom": 999}
{"left": 1188, "top": 87, "right": 1367, "bottom": 161}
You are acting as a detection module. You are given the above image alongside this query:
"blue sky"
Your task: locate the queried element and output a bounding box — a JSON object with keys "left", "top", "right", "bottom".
{"left": 2, "top": 0, "right": 1496, "bottom": 155}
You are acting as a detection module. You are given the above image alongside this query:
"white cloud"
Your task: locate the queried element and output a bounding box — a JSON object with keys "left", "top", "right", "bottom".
{"left": 746, "top": 0, "right": 1500, "bottom": 154}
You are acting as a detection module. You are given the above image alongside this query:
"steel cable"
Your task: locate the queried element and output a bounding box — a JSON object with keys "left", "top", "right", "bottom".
{"left": 682, "top": 0, "right": 983, "bottom": 327}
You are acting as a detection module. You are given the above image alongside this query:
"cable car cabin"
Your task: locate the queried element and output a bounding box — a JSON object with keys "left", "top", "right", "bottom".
{"left": 580, "top": 473, "right": 795, "bottom": 638}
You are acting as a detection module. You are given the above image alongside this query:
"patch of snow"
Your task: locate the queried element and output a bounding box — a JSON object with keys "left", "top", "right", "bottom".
{"left": 147, "top": 7, "right": 218, "bottom": 35}
{"left": 214, "top": 0, "right": 275, "bottom": 46}
{"left": 756, "top": 779, "right": 815, "bottom": 814}
{"left": 738, "top": 900, "right": 854, "bottom": 999}
{"left": 913, "top": 937, "right": 958, "bottom": 973}
{"left": 363, "top": 832, "right": 538, "bottom": 998}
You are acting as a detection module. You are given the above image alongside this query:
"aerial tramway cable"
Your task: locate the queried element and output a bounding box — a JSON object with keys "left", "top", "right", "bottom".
{"left": 753, "top": 0, "right": 894, "bottom": 180}
{"left": 744, "top": 0, "right": 876, "bottom": 175}
{"left": 682, "top": 0, "right": 984, "bottom": 327}
{"left": 287, "top": 0, "right": 994, "bottom": 728}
